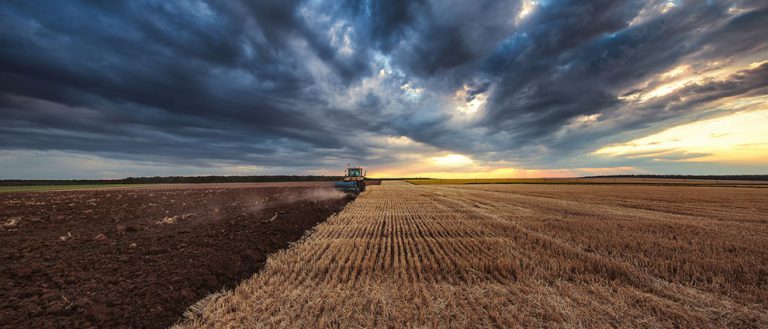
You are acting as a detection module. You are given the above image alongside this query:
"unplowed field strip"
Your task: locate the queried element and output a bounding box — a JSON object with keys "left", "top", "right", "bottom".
{"left": 177, "top": 182, "right": 768, "bottom": 328}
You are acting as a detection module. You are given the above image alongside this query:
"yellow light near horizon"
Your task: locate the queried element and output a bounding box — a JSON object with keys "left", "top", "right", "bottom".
{"left": 595, "top": 109, "right": 768, "bottom": 164}
{"left": 430, "top": 154, "right": 474, "bottom": 167}
{"left": 370, "top": 161, "right": 639, "bottom": 179}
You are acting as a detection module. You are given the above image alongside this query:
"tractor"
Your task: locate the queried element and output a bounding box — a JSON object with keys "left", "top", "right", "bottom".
{"left": 334, "top": 166, "right": 366, "bottom": 195}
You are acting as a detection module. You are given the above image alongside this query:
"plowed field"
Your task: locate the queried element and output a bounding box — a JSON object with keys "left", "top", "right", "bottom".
{"left": 0, "top": 184, "right": 350, "bottom": 329}
{"left": 179, "top": 181, "right": 768, "bottom": 328}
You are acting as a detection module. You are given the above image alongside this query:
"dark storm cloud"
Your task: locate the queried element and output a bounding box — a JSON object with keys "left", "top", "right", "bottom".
{"left": 481, "top": 2, "right": 718, "bottom": 136}
{"left": 1, "top": 0, "right": 767, "bottom": 176}
{"left": 0, "top": 0, "right": 364, "bottom": 164}
{"left": 343, "top": 0, "right": 427, "bottom": 52}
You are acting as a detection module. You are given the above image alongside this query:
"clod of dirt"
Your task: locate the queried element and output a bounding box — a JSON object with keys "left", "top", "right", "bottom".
{"left": 128, "top": 243, "right": 137, "bottom": 249}
{"left": 73, "top": 297, "right": 92, "bottom": 310}
{"left": 180, "top": 288, "right": 195, "bottom": 300}
{"left": 3, "top": 217, "right": 20, "bottom": 229}
{"left": 45, "top": 301, "right": 67, "bottom": 314}
{"left": 157, "top": 215, "right": 179, "bottom": 225}
{"left": 12, "top": 267, "right": 34, "bottom": 278}
{"left": 115, "top": 224, "right": 127, "bottom": 234}
{"left": 59, "top": 232, "right": 73, "bottom": 242}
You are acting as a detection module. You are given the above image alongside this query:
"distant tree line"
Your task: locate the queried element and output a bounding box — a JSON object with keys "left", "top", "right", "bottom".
{"left": 584, "top": 174, "right": 768, "bottom": 181}
{"left": 0, "top": 175, "right": 345, "bottom": 186}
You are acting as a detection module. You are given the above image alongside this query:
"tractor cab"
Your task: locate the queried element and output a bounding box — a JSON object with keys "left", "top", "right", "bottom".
{"left": 346, "top": 167, "right": 364, "bottom": 178}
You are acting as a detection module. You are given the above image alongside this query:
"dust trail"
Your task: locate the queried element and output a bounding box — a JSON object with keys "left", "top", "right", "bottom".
{"left": 154, "top": 188, "right": 348, "bottom": 225}
{"left": 245, "top": 188, "right": 347, "bottom": 215}
{"left": 288, "top": 188, "right": 347, "bottom": 202}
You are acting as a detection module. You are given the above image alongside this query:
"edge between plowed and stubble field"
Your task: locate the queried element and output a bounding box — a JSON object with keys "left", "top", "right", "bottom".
{"left": 177, "top": 181, "right": 768, "bottom": 328}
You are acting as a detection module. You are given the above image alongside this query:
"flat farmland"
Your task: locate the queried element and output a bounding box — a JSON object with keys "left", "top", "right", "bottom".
{"left": 179, "top": 181, "right": 768, "bottom": 328}
{"left": 406, "top": 177, "right": 768, "bottom": 186}
{"left": 0, "top": 183, "right": 350, "bottom": 329}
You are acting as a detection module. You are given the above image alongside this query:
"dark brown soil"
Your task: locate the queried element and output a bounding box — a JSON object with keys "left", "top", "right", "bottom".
{"left": 0, "top": 185, "right": 351, "bottom": 329}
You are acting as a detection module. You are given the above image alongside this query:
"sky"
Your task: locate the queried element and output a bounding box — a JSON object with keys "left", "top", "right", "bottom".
{"left": 1, "top": 0, "right": 767, "bottom": 179}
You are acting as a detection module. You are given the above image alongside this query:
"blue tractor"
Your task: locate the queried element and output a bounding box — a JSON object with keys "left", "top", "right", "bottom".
{"left": 334, "top": 166, "right": 366, "bottom": 195}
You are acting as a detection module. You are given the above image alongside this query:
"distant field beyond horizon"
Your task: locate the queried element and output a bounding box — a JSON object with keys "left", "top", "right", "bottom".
{"left": 406, "top": 177, "right": 768, "bottom": 186}
{"left": 0, "top": 185, "right": 128, "bottom": 193}
{"left": 0, "top": 181, "right": 337, "bottom": 193}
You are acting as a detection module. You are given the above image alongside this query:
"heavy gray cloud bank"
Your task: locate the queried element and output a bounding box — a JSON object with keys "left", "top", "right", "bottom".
{"left": 1, "top": 0, "right": 767, "bottom": 178}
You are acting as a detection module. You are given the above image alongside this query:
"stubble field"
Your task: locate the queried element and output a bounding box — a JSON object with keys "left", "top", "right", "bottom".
{"left": 179, "top": 181, "right": 768, "bottom": 328}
